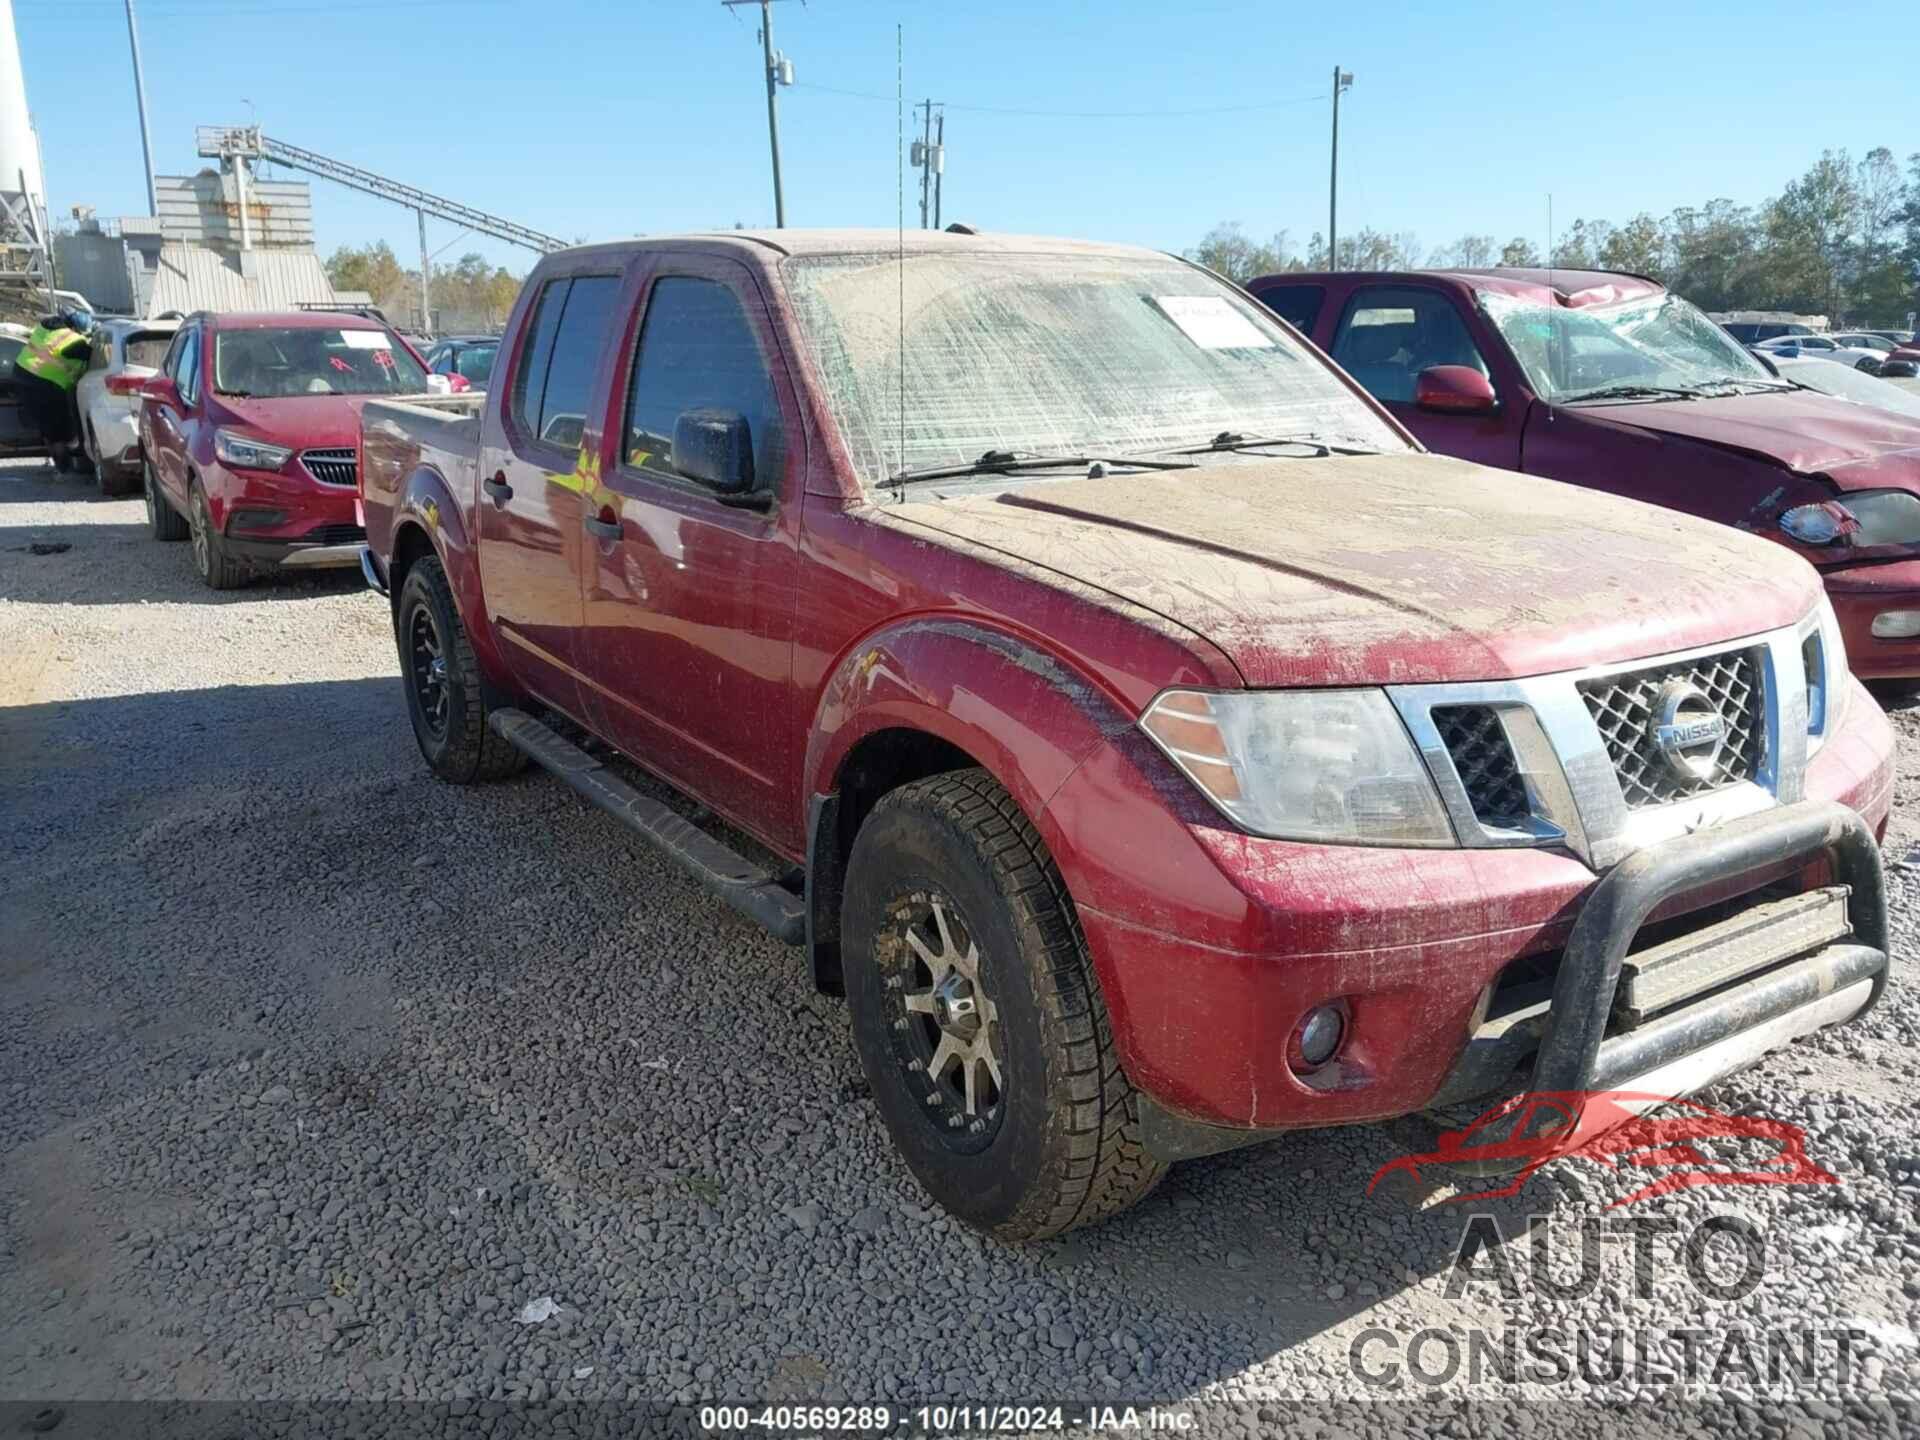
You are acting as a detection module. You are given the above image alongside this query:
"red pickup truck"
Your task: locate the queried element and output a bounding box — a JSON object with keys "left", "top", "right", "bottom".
{"left": 358, "top": 231, "right": 1894, "bottom": 1239}
{"left": 1246, "top": 269, "right": 1920, "bottom": 679}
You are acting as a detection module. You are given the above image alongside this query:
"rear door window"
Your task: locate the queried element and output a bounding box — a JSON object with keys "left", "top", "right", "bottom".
{"left": 509, "top": 281, "right": 569, "bottom": 443}
{"left": 532, "top": 277, "right": 621, "bottom": 449}
{"left": 1256, "top": 285, "right": 1326, "bottom": 335}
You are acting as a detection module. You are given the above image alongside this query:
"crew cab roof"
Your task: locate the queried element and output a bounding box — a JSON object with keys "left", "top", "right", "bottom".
{"left": 1251, "top": 267, "right": 1666, "bottom": 309}
{"left": 547, "top": 228, "right": 1169, "bottom": 264}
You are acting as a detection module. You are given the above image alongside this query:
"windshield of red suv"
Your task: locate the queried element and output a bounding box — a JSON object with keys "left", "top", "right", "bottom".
{"left": 211, "top": 326, "right": 429, "bottom": 399}
{"left": 1480, "top": 289, "right": 1778, "bottom": 403}
{"left": 782, "top": 250, "right": 1407, "bottom": 488}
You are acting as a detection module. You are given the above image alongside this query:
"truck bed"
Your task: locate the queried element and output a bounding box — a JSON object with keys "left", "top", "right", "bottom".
{"left": 359, "top": 393, "right": 486, "bottom": 565}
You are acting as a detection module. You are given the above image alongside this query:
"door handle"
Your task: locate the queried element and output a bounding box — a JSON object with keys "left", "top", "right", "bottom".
{"left": 483, "top": 473, "right": 513, "bottom": 504}
{"left": 584, "top": 512, "right": 622, "bottom": 542}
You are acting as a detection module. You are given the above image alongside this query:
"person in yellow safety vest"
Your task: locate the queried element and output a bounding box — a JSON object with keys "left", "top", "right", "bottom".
{"left": 17, "top": 308, "right": 94, "bottom": 473}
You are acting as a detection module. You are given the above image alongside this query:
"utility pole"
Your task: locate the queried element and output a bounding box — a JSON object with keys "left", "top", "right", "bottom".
{"left": 123, "top": 0, "right": 157, "bottom": 216}
{"left": 417, "top": 209, "right": 431, "bottom": 335}
{"left": 932, "top": 110, "right": 945, "bottom": 230}
{"left": 1328, "top": 67, "right": 1353, "bottom": 271}
{"left": 910, "top": 100, "right": 942, "bottom": 229}
{"left": 918, "top": 100, "right": 932, "bottom": 228}
{"left": 723, "top": 0, "right": 797, "bottom": 227}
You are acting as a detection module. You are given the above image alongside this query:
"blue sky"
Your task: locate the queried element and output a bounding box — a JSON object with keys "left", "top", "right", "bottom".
{"left": 15, "top": 0, "right": 1917, "bottom": 276}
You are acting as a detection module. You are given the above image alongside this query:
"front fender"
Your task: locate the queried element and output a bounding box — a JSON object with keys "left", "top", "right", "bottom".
{"left": 805, "top": 615, "right": 1137, "bottom": 827}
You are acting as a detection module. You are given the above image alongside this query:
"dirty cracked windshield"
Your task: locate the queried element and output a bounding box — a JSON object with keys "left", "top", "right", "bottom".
{"left": 783, "top": 250, "right": 1406, "bottom": 487}
{"left": 1481, "top": 289, "right": 1778, "bottom": 403}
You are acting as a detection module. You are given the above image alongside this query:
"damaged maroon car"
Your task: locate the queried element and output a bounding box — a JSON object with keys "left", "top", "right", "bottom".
{"left": 357, "top": 232, "right": 1893, "bottom": 1239}
{"left": 1248, "top": 268, "right": 1920, "bottom": 678}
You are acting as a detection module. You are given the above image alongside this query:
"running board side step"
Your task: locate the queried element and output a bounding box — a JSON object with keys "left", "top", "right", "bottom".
{"left": 488, "top": 708, "right": 806, "bottom": 944}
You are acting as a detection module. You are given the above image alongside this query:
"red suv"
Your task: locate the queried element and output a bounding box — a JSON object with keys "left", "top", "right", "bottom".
{"left": 140, "top": 311, "right": 430, "bottom": 588}
{"left": 1247, "top": 269, "right": 1920, "bottom": 679}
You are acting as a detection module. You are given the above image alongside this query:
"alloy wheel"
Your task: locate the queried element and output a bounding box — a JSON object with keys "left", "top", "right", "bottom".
{"left": 189, "top": 491, "right": 210, "bottom": 576}
{"left": 884, "top": 892, "right": 1004, "bottom": 1151}
{"left": 409, "top": 605, "right": 450, "bottom": 739}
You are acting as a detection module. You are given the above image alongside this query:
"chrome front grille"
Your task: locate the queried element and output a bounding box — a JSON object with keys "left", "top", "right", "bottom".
{"left": 1433, "top": 706, "right": 1530, "bottom": 831}
{"left": 1389, "top": 620, "right": 1809, "bottom": 871}
{"left": 1577, "top": 649, "right": 1763, "bottom": 808}
{"left": 303, "top": 448, "right": 357, "bottom": 487}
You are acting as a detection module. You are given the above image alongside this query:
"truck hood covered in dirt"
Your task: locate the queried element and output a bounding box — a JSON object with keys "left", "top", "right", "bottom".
{"left": 893, "top": 452, "right": 1822, "bottom": 686}
{"left": 1605, "top": 390, "right": 1920, "bottom": 488}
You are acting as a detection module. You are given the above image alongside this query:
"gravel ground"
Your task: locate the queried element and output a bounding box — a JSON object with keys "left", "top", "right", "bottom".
{"left": 2, "top": 459, "right": 1918, "bottom": 1433}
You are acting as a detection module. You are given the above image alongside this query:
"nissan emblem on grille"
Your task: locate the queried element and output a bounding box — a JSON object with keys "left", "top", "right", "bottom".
{"left": 1651, "top": 679, "right": 1729, "bottom": 783}
{"left": 1577, "top": 648, "right": 1761, "bottom": 809}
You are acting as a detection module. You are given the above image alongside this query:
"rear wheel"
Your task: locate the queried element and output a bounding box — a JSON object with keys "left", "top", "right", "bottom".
{"left": 145, "top": 457, "right": 186, "bottom": 541}
{"left": 395, "top": 555, "right": 526, "bottom": 783}
{"left": 843, "top": 768, "right": 1164, "bottom": 1241}
{"left": 93, "top": 427, "right": 137, "bottom": 497}
{"left": 189, "top": 481, "right": 245, "bottom": 590}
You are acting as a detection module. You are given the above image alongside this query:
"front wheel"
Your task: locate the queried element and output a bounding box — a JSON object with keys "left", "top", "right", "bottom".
{"left": 843, "top": 768, "right": 1164, "bottom": 1241}
{"left": 395, "top": 555, "right": 527, "bottom": 784}
{"left": 189, "top": 481, "right": 245, "bottom": 590}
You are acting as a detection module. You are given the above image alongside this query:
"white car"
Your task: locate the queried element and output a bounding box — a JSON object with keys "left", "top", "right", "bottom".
{"left": 1754, "top": 333, "right": 1884, "bottom": 373}
{"left": 78, "top": 316, "right": 178, "bottom": 495}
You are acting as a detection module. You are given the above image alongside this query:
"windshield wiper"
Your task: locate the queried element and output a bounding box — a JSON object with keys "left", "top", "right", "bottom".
{"left": 1689, "top": 377, "right": 1794, "bottom": 395}
{"left": 886, "top": 448, "right": 1195, "bottom": 489}
{"left": 1558, "top": 384, "right": 1703, "bottom": 404}
{"left": 1160, "top": 430, "right": 1378, "bottom": 458}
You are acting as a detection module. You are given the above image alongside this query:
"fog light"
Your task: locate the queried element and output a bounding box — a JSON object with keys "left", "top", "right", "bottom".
{"left": 1866, "top": 610, "right": 1920, "bottom": 641}
{"left": 1872, "top": 610, "right": 1920, "bottom": 639}
{"left": 1290, "top": 1003, "right": 1346, "bottom": 1073}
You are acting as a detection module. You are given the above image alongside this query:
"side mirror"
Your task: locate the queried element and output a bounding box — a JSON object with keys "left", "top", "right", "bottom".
{"left": 673, "top": 408, "right": 755, "bottom": 496}
{"left": 141, "top": 376, "right": 181, "bottom": 408}
{"left": 1414, "top": 365, "right": 1497, "bottom": 415}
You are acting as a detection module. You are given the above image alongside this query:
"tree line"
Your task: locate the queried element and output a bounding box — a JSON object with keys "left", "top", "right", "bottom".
{"left": 323, "top": 242, "right": 522, "bottom": 334}
{"left": 1188, "top": 147, "right": 1919, "bottom": 326}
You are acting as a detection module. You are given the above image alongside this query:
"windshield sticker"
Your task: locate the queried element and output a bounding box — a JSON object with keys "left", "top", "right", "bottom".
{"left": 340, "top": 330, "right": 392, "bottom": 350}
{"left": 1150, "top": 296, "right": 1276, "bottom": 351}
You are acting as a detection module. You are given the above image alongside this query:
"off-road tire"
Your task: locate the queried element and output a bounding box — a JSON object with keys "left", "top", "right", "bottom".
{"left": 396, "top": 555, "right": 527, "bottom": 784}
{"left": 844, "top": 768, "right": 1164, "bottom": 1241}
{"left": 145, "top": 457, "right": 186, "bottom": 541}
{"left": 189, "top": 480, "right": 245, "bottom": 590}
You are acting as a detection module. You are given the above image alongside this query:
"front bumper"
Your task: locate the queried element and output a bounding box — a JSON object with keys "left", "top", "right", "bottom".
{"left": 1047, "top": 678, "right": 1893, "bottom": 1137}
{"left": 1824, "top": 558, "right": 1920, "bottom": 678}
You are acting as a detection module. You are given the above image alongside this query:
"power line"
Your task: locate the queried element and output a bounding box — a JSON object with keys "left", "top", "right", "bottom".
{"left": 792, "top": 79, "right": 1329, "bottom": 120}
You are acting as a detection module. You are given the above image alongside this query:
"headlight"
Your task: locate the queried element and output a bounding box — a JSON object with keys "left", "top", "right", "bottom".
{"left": 215, "top": 429, "right": 293, "bottom": 471}
{"left": 1779, "top": 504, "right": 1845, "bottom": 545}
{"left": 1840, "top": 490, "right": 1920, "bottom": 546}
{"left": 1140, "top": 689, "right": 1455, "bottom": 845}
{"left": 1806, "top": 595, "right": 1850, "bottom": 753}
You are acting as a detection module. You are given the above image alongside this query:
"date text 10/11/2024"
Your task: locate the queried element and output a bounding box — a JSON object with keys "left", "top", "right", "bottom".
{"left": 699, "top": 1405, "right": 1199, "bottom": 1434}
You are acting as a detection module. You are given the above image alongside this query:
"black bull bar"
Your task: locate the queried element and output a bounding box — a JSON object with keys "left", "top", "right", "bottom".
{"left": 1432, "top": 799, "right": 1889, "bottom": 1111}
